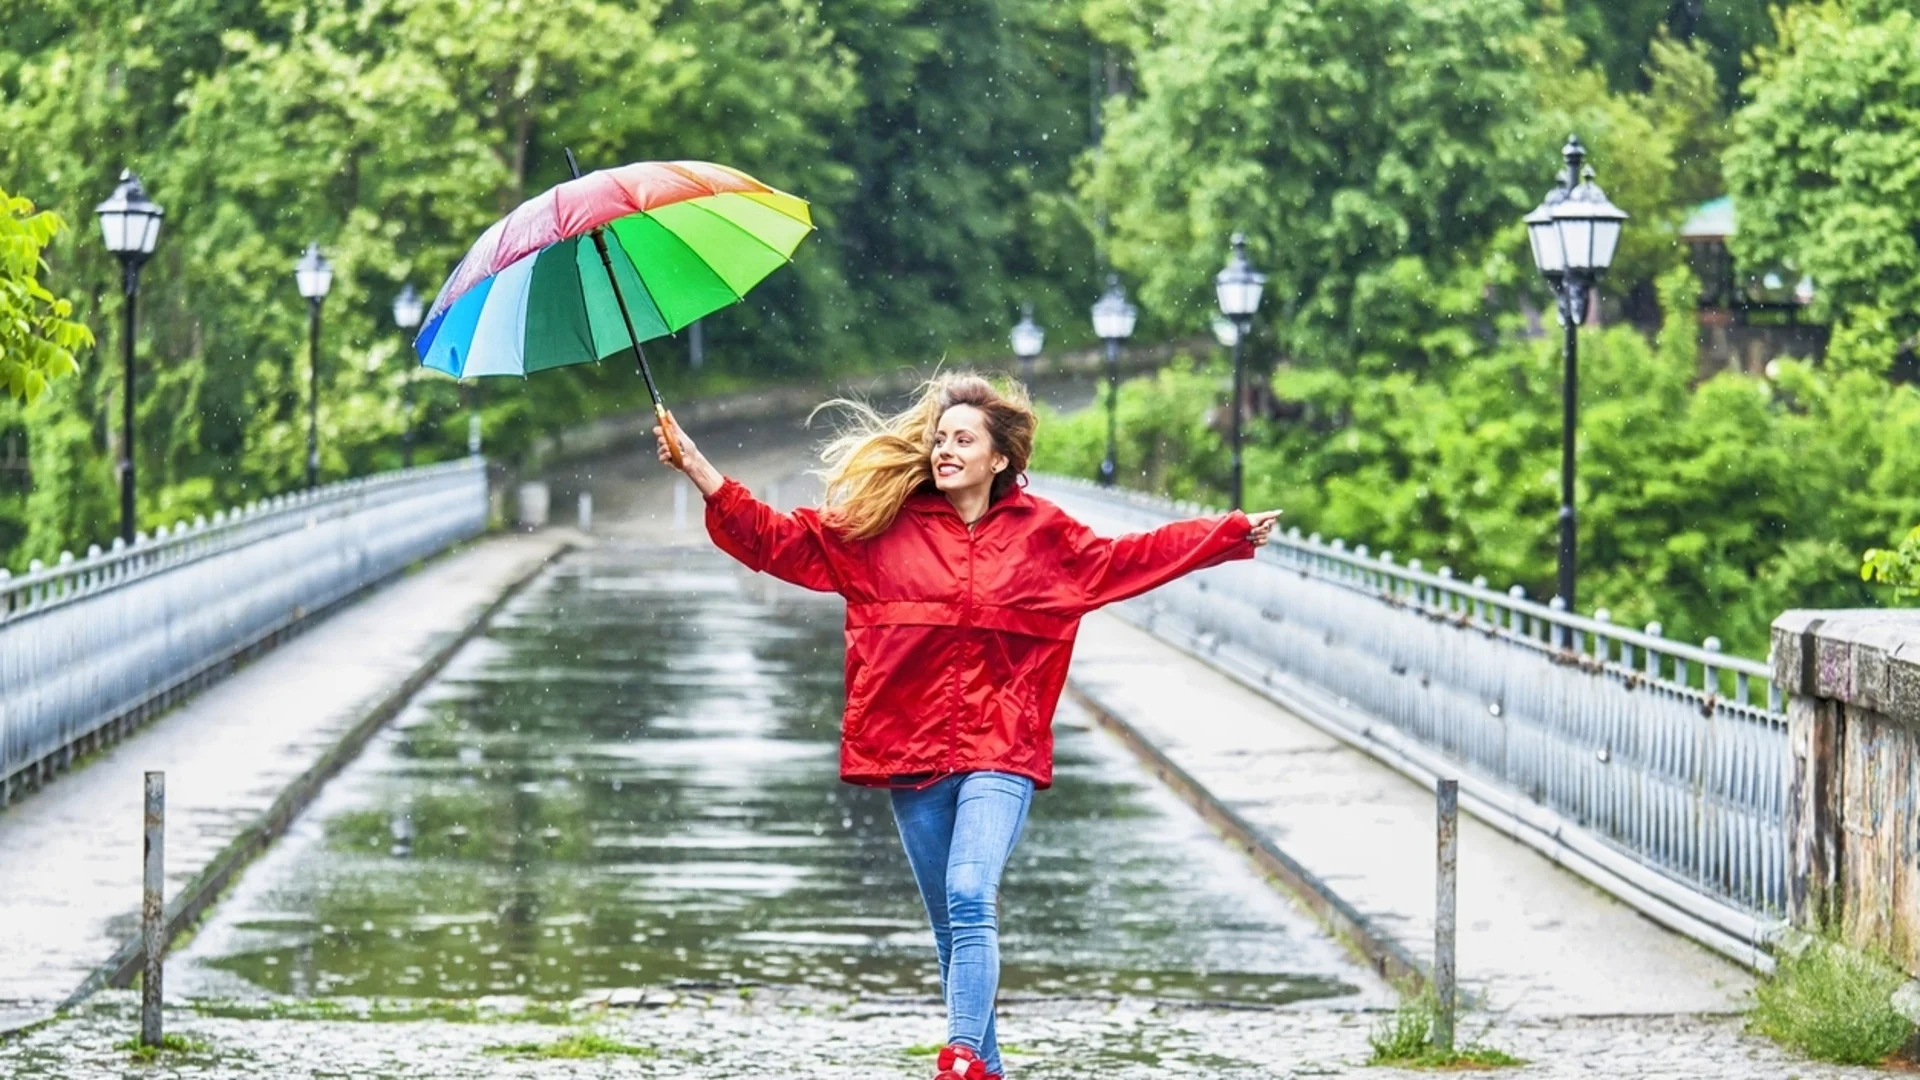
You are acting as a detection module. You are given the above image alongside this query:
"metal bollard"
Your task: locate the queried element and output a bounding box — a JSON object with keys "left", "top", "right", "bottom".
{"left": 1434, "top": 778, "right": 1458, "bottom": 1052}
{"left": 672, "top": 480, "right": 688, "bottom": 532}
{"left": 142, "top": 771, "right": 165, "bottom": 1047}
{"left": 578, "top": 491, "right": 593, "bottom": 533}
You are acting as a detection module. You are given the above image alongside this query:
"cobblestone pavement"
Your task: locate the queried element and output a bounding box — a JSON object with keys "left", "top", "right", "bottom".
{"left": 0, "top": 988, "right": 1882, "bottom": 1079}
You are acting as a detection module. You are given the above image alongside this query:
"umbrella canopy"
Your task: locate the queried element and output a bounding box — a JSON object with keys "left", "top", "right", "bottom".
{"left": 415, "top": 160, "right": 812, "bottom": 378}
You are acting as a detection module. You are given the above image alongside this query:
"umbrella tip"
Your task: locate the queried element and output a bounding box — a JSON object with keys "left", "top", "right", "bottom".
{"left": 564, "top": 147, "right": 582, "bottom": 180}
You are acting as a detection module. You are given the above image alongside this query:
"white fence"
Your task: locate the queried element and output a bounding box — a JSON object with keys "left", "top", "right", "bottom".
{"left": 1036, "top": 475, "right": 1786, "bottom": 969}
{"left": 0, "top": 458, "right": 488, "bottom": 804}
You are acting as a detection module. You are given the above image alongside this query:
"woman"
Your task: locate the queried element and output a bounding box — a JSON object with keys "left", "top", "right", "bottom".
{"left": 655, "top": 374, "right": 1279, "bottom": 1080}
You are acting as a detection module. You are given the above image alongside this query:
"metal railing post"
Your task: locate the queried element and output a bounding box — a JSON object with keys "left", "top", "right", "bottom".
{"left": 141, "top": 770, "right": 165, "bottom": 1047}
{"left": 1435, "top": 778, "right": 1458, "bottom": 1052}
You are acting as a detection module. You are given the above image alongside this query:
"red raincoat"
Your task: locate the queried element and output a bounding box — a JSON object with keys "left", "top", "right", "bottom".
{"left": 705, "top": 477, "right": 1254, "bottom": 788}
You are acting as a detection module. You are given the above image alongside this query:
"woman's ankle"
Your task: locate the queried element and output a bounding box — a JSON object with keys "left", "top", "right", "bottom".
{"left": 935, "top": 1042, "right": 988, "bottom": 1080}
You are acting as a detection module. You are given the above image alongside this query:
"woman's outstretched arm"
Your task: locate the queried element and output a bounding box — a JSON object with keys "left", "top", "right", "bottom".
{"left": 655, "top": 414, "right": 840, "bottom": 593}
{"left": 1064, "top": 506, "right": 1281, "bottom": 613}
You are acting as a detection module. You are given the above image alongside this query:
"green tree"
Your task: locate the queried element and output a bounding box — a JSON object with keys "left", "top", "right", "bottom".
{"left": 0, "top": 187, "right": 92, "bottom": 402}
{"left": 1082, "top": 0, "right": 1538, "bottom": 370}
{"left": 1726, "top": 0, "right": 1920, "bottom": 371}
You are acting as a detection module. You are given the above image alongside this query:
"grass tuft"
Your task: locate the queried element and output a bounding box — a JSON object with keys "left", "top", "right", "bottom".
{"left": 1749, "top": 934, "right": 1913, "bottom": 1065}
{"left": 115, "top": 1033, "right": 209, "bottom": 1061}
{"left": 1366, "top": 986, "right": 1523, "bottom": 1070}
{"left": 485, "top": 1032, "right": 657, "bottom": 1059}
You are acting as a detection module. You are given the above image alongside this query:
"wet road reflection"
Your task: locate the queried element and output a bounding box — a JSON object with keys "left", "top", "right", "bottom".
{"left": 176, "top": 546, "right": 1374, "bottom": 1006}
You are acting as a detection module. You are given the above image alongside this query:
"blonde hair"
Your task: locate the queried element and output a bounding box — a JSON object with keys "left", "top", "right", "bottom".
{"left": 812, "top": 373, "right": 1037, "bottom": 540}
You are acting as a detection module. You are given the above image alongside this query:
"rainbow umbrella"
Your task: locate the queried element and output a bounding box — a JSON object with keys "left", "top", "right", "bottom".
{"left": 414, "top": 152, "right": 813, "bottom": 464}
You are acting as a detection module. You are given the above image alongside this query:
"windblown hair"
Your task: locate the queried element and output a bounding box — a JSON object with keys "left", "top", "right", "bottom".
{"left": 812, "top": 373, "right": 1037, "bottom": 540}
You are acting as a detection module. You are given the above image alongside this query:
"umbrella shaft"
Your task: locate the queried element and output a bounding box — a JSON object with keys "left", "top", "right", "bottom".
{"left": 588, "top": 228, "right": 667, "bottom": 410}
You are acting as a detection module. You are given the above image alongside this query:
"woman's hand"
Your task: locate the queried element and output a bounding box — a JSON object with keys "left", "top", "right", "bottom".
{"left": 654, "top": 412, "right": 725, "bottom": 497}
{"left": 1246, "top": 509, "right": 1282, "bottom": 548}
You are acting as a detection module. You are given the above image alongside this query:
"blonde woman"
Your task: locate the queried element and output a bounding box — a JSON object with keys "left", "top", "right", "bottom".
{"left": 656, "top": 373, "right": 1278, "bottom": 1080}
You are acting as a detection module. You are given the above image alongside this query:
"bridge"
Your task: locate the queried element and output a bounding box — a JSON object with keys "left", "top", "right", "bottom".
{"left": 0, "top": 377, "right": 1902, "bottom": 1077}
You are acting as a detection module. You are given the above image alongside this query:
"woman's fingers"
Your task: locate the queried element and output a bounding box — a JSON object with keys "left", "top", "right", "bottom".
{"left": 652, "top": 424, "right": 683, "bottom": 471}
{"left": 1247, "top": 508, "right": 1282, "bottom": 547}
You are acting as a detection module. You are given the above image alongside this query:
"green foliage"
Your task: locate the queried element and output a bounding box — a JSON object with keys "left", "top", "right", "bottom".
{"left": 115, "top": 1032, "right": 211, "bottom": 1061}
{"left": 1749, "top": 935, "right": 1913, "bottom": 1066}
{"left": 1727, "top": 1, "right": 1920, "bottom": 370}
{"left": 1862, "top": 524, "right": 1920, "bottom": 601}
{"left": 485, "top": 1032, "right": 657, "bottom": 1059}
{"left": 0, "top": 0, "right": 1098, "bottom": 566}
{"left": 1040, "top": 269, "right": 1920, "bottom": 657}
{"left": 1082, "top": 0, "right": 1538, "bottom": 369}
{"left": 1365, "top": 984, "right": 1523, "bottom": 1068}
{"left": 0, "top": 187, "right": 92, "bottom": 402}
{"left": 1556, "top": 0, "right": 1775, "bottom": 101}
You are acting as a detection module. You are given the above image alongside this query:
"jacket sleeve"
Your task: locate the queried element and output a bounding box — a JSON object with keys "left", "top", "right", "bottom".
{"left": 703, "top": 477, "right": 840, "bottom": 593}
{"left": 1063, "top": 508, "right": 1255, "bottom": 613}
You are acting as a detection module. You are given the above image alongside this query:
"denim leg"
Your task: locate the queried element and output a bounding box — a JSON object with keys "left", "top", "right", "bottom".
{"left": 890, "top": 777, "right": 960, "bottom": 1011}
{"left": 945, "top": 772, "right": 1034, "bottom": 1076}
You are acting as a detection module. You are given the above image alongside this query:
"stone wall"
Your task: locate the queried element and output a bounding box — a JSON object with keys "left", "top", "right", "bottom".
{"left": 1771, "top": 609, "right": 1920, "bottom": 973}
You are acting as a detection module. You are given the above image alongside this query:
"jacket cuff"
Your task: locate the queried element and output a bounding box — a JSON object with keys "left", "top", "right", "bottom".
{"left": 706, "top": 476, "right": 748, "bottom": 506}
{"left": 1222, "top": 509, "right": 1258, "bottom": 561}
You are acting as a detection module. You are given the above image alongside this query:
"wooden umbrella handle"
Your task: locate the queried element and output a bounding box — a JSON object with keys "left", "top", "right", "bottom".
{"left": 657, "top": 403, "right": 685, "bottom": 470}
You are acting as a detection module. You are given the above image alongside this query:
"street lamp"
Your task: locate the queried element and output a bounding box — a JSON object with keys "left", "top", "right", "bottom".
{"left": 1090, "top": 274, "right": 1137, "bottom": 487}
{"left": 294, "top": 242, "right": 334, "bottom": 489}
{"left": 1010, "top": 303, "right": 1044, "bottom": 383}
{"left": 1524, "top": 134, "right": 1627, "bottom": 630}
{"left": 95, "top": 170, "right": 164, "bottom": 545}
{"left": 1215, "top": 232, "right": 1266, "bottom": 511}
{"left": 392, "top": 283, "right": 424, "bottom": 469}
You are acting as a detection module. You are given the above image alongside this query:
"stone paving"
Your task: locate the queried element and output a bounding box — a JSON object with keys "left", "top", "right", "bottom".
{"left": 0, "top": 987, "right": 1884, "bottom": 1079}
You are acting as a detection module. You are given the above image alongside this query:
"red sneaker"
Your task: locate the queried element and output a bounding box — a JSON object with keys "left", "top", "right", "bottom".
{"left": 935, "top": 1043, "right": 988, "bottom": 1080}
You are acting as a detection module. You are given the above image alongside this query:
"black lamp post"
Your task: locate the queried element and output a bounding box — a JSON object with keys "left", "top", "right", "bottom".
{"left": 294, "top": 242, "right": 334, "bottom": 489}
{"left": 94, "top": 170, "right": 165, "bottom": 545}
{"left": 1524, "top": 135, "right": 1627, "bottom": 628}
{"left": 1215, "top": 233, "right": 1266, "bottom": 511}
{"left": 1010, "top": 303, "right": 1044, "bottom": 384}
{"left": 392, "top": 283, "right": 423, "bottom": 469}
{"left": 1090, "top": 274, "right": 1137, "bottom": 487}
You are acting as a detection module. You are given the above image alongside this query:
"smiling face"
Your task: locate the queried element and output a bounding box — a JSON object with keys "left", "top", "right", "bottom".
{"left": 930, "top": 404, "right": 1008, "bottom": 494}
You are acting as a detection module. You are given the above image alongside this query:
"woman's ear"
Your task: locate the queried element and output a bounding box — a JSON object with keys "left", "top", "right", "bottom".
{"left": 992, "top": 454, "right": 1008, "bottom": 474}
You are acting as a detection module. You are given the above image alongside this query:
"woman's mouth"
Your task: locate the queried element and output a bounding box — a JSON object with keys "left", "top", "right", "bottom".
{"left": 935, "top": 462, "right": 962, "bottom": 478}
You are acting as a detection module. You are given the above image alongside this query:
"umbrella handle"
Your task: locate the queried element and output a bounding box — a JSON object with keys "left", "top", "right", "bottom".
{"left": 657, "top": 402, "right": 685, "bottom": 470}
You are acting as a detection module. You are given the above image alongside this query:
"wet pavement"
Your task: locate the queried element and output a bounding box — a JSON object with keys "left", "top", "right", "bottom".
{"left": 171, "top": 542, "right": 1382, "bottom": 1010}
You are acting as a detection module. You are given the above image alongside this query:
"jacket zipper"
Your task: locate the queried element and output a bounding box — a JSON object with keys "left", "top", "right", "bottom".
{"left": 954, "top": 518, "right": 976, "bottom": 774}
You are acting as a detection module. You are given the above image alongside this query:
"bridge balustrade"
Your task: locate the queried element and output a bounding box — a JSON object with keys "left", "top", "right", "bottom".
{"left": 0, "top": 458, "right": 488, "bottom": 804}
{"left": 1035, "top": 475, "right": 1787, "bottom": 969}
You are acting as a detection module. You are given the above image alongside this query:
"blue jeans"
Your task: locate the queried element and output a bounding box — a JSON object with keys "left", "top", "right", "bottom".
{"left": 889, "top": 771, "right": 1035, "bottom": 1077}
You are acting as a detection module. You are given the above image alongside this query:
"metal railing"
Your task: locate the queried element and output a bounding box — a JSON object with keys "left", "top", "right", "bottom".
{"left": 1034, "top": 475, "right": 1787, "bottom": 967}
{"left": 0, "top": 458, "right": 489, "bottom": 804}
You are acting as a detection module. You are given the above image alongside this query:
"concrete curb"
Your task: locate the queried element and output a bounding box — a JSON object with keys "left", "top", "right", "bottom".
{"left": 54, "top": 536, "right": 573, "bottom": 1015}
{"left": 1064, "top": 680, "right": 1431, "bottom": 994}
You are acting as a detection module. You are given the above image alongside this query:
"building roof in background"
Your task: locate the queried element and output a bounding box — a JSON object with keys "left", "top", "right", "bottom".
{"left": 1680, "top": 196, "right": 1734, "bottom": 241}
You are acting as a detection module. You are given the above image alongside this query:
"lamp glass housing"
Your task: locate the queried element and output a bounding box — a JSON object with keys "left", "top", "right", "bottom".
{"left": 1010, "top": 305, "right": 1044, "bottom": 358}
{"left": 1090, "top": 277, "right": 1137, "bottom": 341}
{"left": 1214, "top": 233, "right": 1266, "bottom": 318}
{"left": 1525, "top": 202, "right": 1564, "bottom": 275}
{"left": 1551, "top": 170, "right": 1628, "bottom": 273}
{"left": 95, "top": 170, "right": 164, "bottom": 258}
{"left": 294, "top": 243, "right": 334, "bottom": 300}
{"left": 393, "top": 283, "right": 424, "bottom": 330}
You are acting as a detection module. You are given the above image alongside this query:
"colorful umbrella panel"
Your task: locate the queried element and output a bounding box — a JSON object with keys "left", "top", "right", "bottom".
{"left": 416, "top": 161, "right": 813, "bottom": 378}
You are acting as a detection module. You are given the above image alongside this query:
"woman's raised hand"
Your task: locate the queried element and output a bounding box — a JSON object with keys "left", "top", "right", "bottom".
{"left": 1247, "top": 509, "right": 1282, "bottom": 548}
{"left": 654, "top": 412, "right": 725, "bottom": 497}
